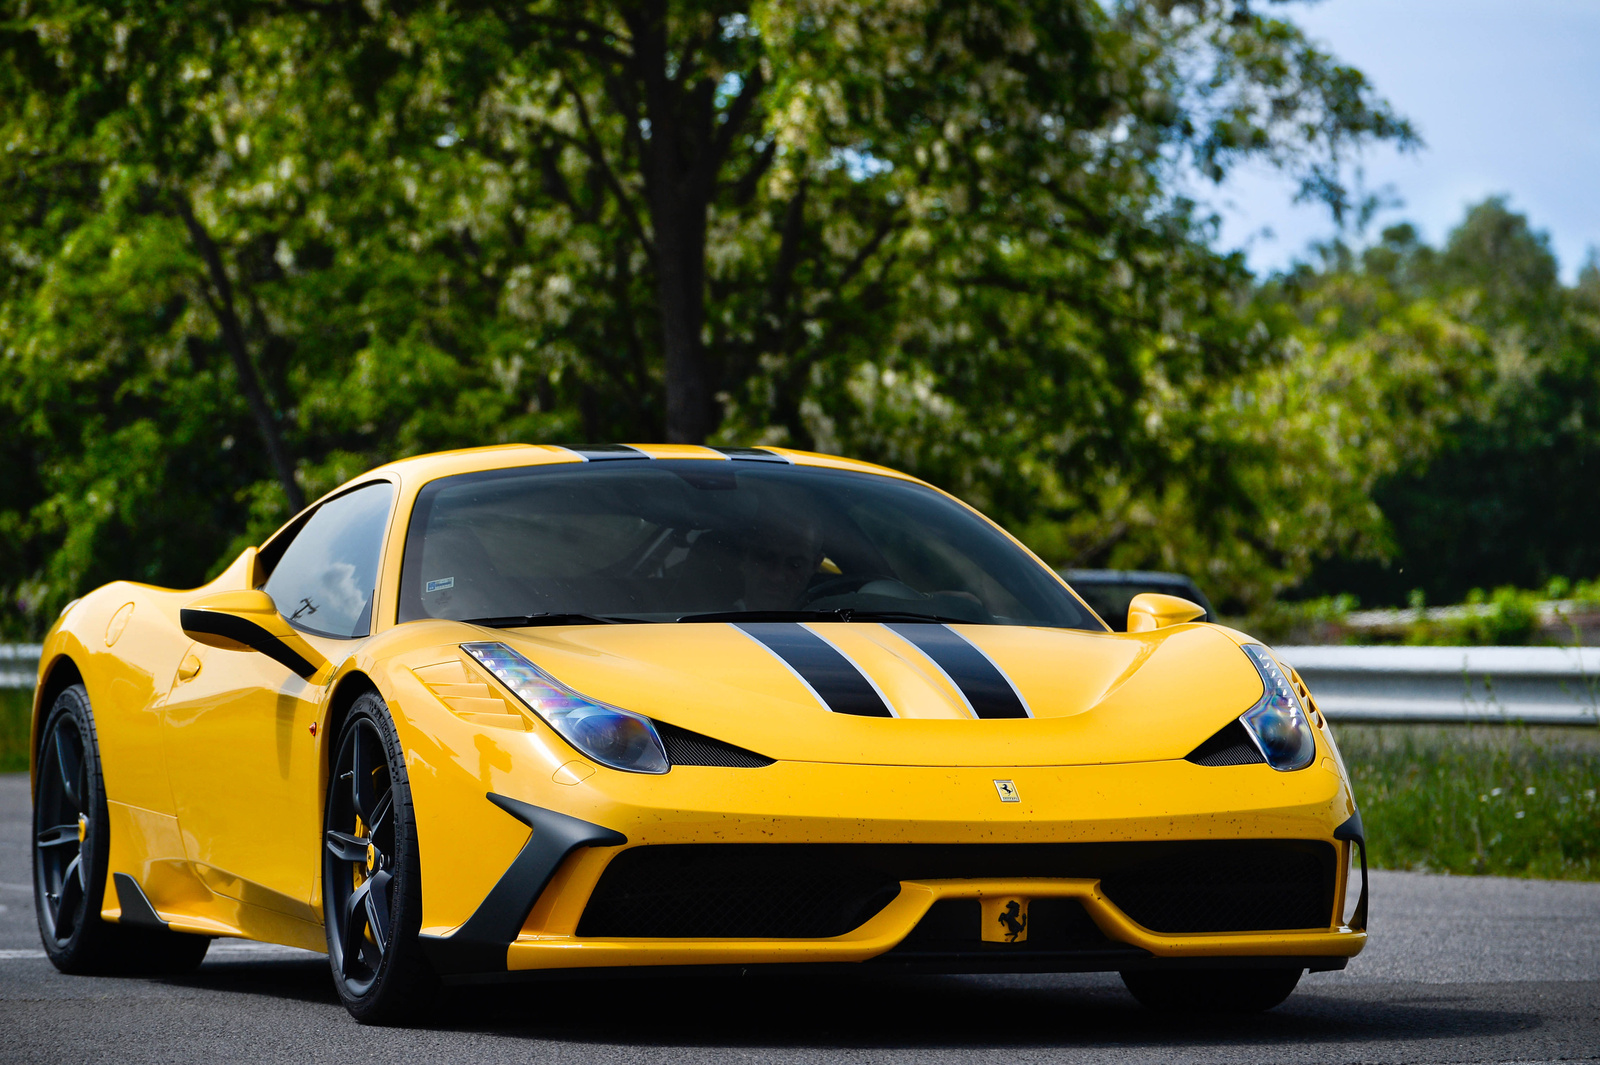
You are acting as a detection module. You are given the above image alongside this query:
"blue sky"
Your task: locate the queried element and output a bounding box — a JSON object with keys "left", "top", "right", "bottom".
{"left": 1211, "top": 0, "right": 1600, "bottom": 282}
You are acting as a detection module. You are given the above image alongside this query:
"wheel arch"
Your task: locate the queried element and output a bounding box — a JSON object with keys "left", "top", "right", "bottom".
{"left": 323, "top": 669, "right": 381, "bottom": 781}
{"left": 31, "top": 653, "right": 85, "bottom": 784}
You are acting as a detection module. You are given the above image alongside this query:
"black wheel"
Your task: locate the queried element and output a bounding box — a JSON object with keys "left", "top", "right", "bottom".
{"left": 1120, "top": 967, "right": 1302, "bottom": 1013}
{"left": 323, "top": 692, "right": 435, "bottom": 1023}
{"left": 34, "top": 684, "right": 210, "bottom": 974}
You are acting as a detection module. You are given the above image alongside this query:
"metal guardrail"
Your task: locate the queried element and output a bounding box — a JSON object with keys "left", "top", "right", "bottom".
{"left": 4, "top": 642, "right": 1599, "bottom": 724}
{"left": 0, "top": 644, "right": 41, "bottom": 692}
{"left": 1276, "top": 645, "right": 1600, "bottom": 725}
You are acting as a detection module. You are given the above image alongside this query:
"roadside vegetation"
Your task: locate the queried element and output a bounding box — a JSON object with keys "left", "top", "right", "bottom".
{"left": 1, "top": 689, "right": 29, "bottom": 773}
{"left": 1339, "top": 723, "right": 1600, "bottom": 881}
{"left": 1238, "top": 577, "right": 1600, "bottom": 647}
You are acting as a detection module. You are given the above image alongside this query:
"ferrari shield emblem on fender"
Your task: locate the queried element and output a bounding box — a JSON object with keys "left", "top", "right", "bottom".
{"left": 982, "top": 897, "right": 1030, "bottom": 943}
{"left": 993, "top": 779, "right": 1020, "bottom": 802}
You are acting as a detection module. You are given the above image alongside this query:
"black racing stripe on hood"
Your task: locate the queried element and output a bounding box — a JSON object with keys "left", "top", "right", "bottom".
{"left": 734, "top": 622, "right": 893, "bottom": 718}
{"left": 885, "top": 623, "right": 1030, "bottom": 719}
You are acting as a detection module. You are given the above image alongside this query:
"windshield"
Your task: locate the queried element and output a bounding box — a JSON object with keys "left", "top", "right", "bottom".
{"left": 397, "top": 460, "right": 1099, "bottom": 629}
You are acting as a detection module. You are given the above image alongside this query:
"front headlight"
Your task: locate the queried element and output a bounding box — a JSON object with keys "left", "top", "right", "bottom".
{"left": 462, "top": 642, "right": 670, "bottom": 774}
{"left": 1238, "top": 644, "right": 1317, "bottom": 772}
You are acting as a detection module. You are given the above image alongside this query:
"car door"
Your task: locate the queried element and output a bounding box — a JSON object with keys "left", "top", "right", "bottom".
{"left": 162, "top": 481, "right": 395, "bottom": 918}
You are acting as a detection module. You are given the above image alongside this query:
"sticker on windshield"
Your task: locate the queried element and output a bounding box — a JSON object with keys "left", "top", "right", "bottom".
{"left": 425, "top": 577, "right": 455, "bottom": 593}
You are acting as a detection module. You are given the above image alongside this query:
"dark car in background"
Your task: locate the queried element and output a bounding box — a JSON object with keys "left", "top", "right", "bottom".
{"left": 1061, "top": 569, "right": 1217, "bottom": 632}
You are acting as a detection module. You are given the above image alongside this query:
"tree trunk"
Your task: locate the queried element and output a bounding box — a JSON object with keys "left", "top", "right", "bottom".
{"left": 173, "top": 195, "right": 306, "bottom": 512}
{"left": 634, "top": 5, "right": 715, "bottom": 444}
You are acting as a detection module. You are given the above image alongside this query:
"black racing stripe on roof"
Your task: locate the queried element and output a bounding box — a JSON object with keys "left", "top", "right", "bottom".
{"left": 885, "top": 623, "right": 1030, "bottom": 719}
{"left": 565, "top": 444, "right": 651, "bottom": 461}
{"left": 710, "top": 446, "right": 790, "bottom": 463}
{"left": 735, "top": 622, "right": 892, "bottom": 718}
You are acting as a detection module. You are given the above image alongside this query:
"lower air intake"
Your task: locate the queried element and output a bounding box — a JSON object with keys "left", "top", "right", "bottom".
{"left": 576, "top": 840, "right": 1336, "bottom": 939}
{"left": 577, "top": 846, "right": 900, "bottom": 938}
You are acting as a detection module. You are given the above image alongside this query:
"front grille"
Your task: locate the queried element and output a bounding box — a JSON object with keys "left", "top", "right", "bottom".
{"left": 577, "top": 840, "right": 1336, "bottom": 939}
{"left": 577, "top": 847, "right": 901, "bottom": 938}
{"left": 1100, "top": 843, "right": 1332, "bottom": 932}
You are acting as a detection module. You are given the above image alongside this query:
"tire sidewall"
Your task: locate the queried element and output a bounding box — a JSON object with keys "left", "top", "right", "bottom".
{"left": 323, "top": 691, "right": 431, "bottom": 1021}
{"left": 32, "top": 684, "right": 113, "bottom": 970}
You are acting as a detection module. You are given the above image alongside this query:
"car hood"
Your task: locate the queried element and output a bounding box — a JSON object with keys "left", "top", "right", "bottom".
{"left": 422, "top": 621, "right": 1265, "bottom": 768}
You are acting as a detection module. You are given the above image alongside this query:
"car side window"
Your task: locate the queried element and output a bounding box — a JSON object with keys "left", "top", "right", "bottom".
{"left": 262, "top": 482, "right": 395, "bottom": 639}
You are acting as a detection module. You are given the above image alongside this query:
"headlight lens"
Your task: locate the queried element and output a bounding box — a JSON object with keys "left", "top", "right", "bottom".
{"left": 462, "top": 642, "right": 669, "bottom": 774}
{"left": 1238, "top": 644, "right": 1317, "bottom": 772}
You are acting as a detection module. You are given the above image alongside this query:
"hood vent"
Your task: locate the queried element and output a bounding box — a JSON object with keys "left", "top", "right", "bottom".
{"left": 1185, "top": 719, "right": 1266, "bottom": 767}
{"left": 656, "top": 721, "right": 775, "bottom": 768}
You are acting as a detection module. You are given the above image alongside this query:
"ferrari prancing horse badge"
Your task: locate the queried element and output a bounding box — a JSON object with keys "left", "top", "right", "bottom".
{"left": 982, "top": 896, "right": 1030, "bottom": 943}
{"left": 993, "top": 779, "right": 1020, "bottom": 802}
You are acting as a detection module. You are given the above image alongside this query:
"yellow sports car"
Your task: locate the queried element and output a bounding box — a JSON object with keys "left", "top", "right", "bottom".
{"left": 30, "top": 445, "right": 1366, "bottom": 1022}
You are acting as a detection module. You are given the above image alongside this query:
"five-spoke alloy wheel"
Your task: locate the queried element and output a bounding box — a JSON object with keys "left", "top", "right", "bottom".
{"left": 323, "top": 692, "right": 434, "bottom": 1022}
{"left": 34, "top": 691, "right": 95, "bottom": 955}
{"left": 34, "top": 683, "right": 210, "bottom": 974}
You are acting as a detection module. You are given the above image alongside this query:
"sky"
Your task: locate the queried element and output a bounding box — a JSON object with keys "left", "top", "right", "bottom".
{"left": 1211, "top": 0, "right": 1600, "bottom": 282}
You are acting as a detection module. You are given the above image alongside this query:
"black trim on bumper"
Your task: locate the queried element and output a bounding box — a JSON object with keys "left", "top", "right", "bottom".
{"left": 1333, "top": 809, "right": 1369, "bottom": 931}
{"left": 419, "top": 794, "right": 626, "bottom": 975}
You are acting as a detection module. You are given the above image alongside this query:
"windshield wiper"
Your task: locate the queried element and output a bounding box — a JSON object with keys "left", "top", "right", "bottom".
{"left": 676, "top": 609, "right": 979, "bottom": 625}
{"left": 838, "top": 610, "right": 982, "bottom": 625}
{"left": 461, "top": 613, "right": 626, "bottom": 628}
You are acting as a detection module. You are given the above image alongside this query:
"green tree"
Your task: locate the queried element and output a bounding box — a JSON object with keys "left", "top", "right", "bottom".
{"left": 0, "top": 0, "right": 1414, "bottom": 635}
{"left": 1293, "top": 201, "right": 1600, "bottom": 606}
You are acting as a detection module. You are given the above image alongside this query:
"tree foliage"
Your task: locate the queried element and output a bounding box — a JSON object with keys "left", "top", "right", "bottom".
{"left": 1293, "top": 202, "right": 1600, "bottom": 606}
{"left": 1, "top": 0, "right": 1416, "bottom": 635}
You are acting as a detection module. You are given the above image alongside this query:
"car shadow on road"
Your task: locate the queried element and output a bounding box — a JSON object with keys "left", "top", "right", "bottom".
{"left": 412, "top": 971, "right": 1545, "bottom": 1051}
{"left": 163, "top": 957, "right": 340, "bottom": 1007}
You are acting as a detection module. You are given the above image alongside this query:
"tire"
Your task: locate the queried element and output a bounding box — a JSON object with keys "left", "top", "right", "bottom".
{"left": 323, "top": 691, "right": 436, "bottom": 1023}
{"left": 34, "top": 683, "right": 211, "bottom": 975}
{"left": 1119, "top": 967, "right": 1303, "bottom": 1013}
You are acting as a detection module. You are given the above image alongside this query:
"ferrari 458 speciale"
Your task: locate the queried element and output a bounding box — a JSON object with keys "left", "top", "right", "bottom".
{"left": 30, "top": 444, "right": 1366, "bottom": 1022}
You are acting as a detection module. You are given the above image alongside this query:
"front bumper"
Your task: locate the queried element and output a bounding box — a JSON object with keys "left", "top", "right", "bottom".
{"left": 410, "top": 755, "right": 1368, "bottom": 980}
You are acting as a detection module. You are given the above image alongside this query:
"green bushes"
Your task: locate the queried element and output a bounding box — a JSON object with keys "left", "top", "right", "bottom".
{"left": 1237, "top": 577, "right": 1600, "bottom": 646}
{"left": 1338, "top": 723, "right": 1600, "bottom": 880}
{"left": 0, "top": 688, "right": 30, "bottom": 773}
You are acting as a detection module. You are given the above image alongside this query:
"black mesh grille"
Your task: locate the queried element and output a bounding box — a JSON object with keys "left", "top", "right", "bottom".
{"left": 577, "top": 846, "right": 900, "bottom": 938}
{"left": 577, "top": 840, "right": 1336, "bottom": 939}
{"left": 1101, "top": 843, "right": 1332, "bottom": 932}
{"left": 656, "top": 721, "right": 774, "bottom": 768}
{"left": 1186, "top": 720, "right": 1267, "bottom": 766}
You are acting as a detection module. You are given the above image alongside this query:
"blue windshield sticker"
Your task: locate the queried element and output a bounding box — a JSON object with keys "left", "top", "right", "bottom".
{"left": 425, "top": 577, "right": 455, "bottom": 593}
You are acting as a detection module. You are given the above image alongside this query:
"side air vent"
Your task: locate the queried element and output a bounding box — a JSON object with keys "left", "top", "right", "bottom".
{"left": 656, "top": 721, "right": 775, "bottom": 768}
{"left": 1186, "top": 719, "right": 1266, "bottom": 767}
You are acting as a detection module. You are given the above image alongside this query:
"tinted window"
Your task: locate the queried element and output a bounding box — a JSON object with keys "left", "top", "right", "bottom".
{"left": 263, "top": 482, "right": 394, "bottom": 638}
{"left": 398, "top": 461, "right": 1097, "bottom": 629}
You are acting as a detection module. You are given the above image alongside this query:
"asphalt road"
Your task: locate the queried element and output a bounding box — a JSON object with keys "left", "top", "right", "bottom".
{"left": 0, "top": 771, "right": 1596, "bottom": 1064}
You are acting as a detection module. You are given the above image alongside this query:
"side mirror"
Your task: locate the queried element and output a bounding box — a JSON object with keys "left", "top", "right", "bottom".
{"left": 1126, "top": 592, "right": 1206, "bottom": 633}
{"left": 180, "top": 589, "right": 329, "bottom": 680}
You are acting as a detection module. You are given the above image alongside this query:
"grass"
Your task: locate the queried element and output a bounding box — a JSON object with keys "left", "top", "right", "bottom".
{"left": 2, "top": 687, "right": 1595, "bottom": 879}
{"left": 1, "top": 688, "right": 30, "bottom": 773}
{"left": 1338, "top": 723, "right": 1600, "bottom": 880}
